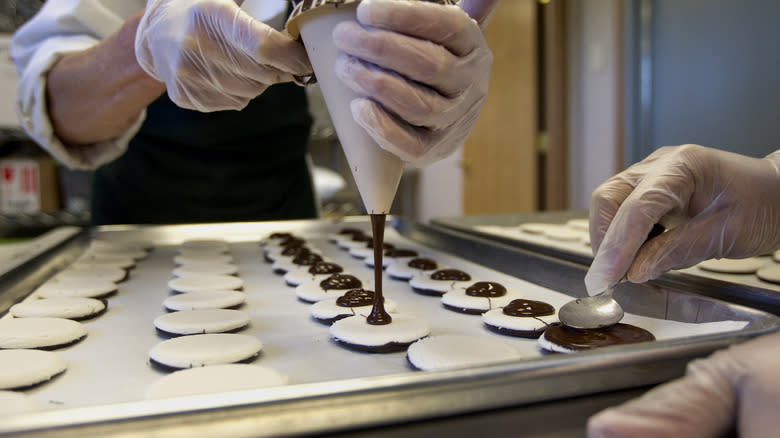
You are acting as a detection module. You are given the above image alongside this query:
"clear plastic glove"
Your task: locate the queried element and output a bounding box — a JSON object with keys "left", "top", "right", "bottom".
{"left": 588, "top": 330, "right": 780, "bottom": 438}
{"left": 135, "top": 0, "right": 311, "bottom": 112}
{"left": 585, "top": 145, "right": 780, "bottom": 295}
{"left": 331, "top": 0, "right": 493, "bottom": 166}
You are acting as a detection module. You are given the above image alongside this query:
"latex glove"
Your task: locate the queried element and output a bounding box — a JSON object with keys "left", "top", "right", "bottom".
{"left": 588, "top": 330, "right": 780, "bottom": 438}
{"left": 135, "top": 0, "right": 311, "bottom": 112}
{"left": 585, "top": 145, "right": 780, "bottom": 295}
{"left": 331, "top": 0, "right": 493, "bottom": 166}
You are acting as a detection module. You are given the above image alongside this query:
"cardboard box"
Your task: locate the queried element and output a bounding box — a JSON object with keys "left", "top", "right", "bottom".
{"left": 0, "top": 157, "right": 59, "bottom": 213}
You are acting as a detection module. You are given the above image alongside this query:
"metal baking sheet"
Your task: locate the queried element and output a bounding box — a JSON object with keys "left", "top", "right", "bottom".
{"left": 432, "top": 213, "right": 780, "bottom": 315}
{"left": 0, "top": 217, "right": 778, "bottom": 438}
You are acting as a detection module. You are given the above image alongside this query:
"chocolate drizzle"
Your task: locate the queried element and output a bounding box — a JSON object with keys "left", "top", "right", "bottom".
{"left": 319, "top": 274, "right": 362, "bottom": 290}
{"left": 431, "top": 269, "right": 471, "bottom": 281}
{"left": 336, "top": 289, "right": 375, "bottom": 307}
{"left": 292, "top": 252, "right": 323, "bottom": 266}
{"left": 368, "top": 214, "right": 392, "bottom": 325}
{"left": 384, "top": 248, "right": 418, "bottom": 258}
{"left": 503, "top": 299, "right": 555, "bottom": 317}
{"left": 408, "top": 257, "right": 437, "bottom": 270}
{"left": 465, "top": 281, "right": 506, "bottom": 297}
{"left": 308, "top": 262, "right": 343, "bottom": 275}
{"left": 544, "top": 323, "right": 655, "bottom": 350}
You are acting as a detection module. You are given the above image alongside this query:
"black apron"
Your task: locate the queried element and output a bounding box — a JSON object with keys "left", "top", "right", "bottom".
{"left": 90, "top": 83, "right": 316, "bottom": 225}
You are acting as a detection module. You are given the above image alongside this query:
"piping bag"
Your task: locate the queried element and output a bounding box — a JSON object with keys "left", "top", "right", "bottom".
{"left": 285, "top": 0, "right": 456, "bottom": 214}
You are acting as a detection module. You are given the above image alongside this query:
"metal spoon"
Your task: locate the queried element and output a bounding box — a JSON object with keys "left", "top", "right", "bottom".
{"left": 558, "top": 285, "right": 624, "bottom": 329}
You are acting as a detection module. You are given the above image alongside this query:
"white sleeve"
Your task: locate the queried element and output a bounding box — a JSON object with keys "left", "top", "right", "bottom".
{"left": 11, "top": 0, "right": 146, "bottom": 170}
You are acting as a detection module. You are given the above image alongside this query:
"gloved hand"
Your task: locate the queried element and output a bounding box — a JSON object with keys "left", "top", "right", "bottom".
{"left": 585, "top": 145, "right": 780, "bottom": 295}
{"left": 331, "top": 0, "right": 493, "bottom": 166}
{"left": 135, "top": 0, "right": 311, "bottom": 112}
{"left": 588, "top": 330, "right": 780, "bottom": 438}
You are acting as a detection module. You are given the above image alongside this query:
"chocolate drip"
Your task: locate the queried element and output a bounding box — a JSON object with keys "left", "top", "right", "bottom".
{"left": 308, "top": 262, "right": 343, "bottom": 275}
{"left": 368, "top": 214, "right": 392, "bottom": 325}
{"left": 384, "top": 248, "right": 418, "bottom": 258}
{"left": 408, "top": 257, "right": 437, "bottom": 270}
{"left": 320, "top": 274, "right": 362, "bottom": 290}
{"left": 544, "top": 323, "right": 655, "bottom": 350}
{"left": 281, "top": 246, "right": 310, "bottom": 257}
{"left": 465, "top": 281, "right": 506, "bottom": 297}
{"left": 431, "top": 269, "right": 471, "bottom": 281}
{"left": 292, "top": 252, "right": 323, "bottom": 266}
{"left": 336, "top": 289, "right": 375, "bottom": 307}
{"left": 503, "top": 299, "right": 555, "bottom": 317}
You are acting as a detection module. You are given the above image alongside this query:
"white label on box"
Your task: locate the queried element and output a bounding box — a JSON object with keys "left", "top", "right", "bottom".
{"left": 0, "top": 159, "right": 41, "bottom": 213}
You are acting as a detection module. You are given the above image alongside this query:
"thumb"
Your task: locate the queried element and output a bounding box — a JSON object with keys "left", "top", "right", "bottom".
{"left": 588, "top": 357, "right": 736, "bottom": 438}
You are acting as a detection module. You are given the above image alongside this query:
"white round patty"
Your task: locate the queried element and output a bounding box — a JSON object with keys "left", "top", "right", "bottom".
{"left": 698, "top": 257, "right": 768, "bottom": 274}
{"left": 756, "top": 264, "right": 780, "bottom": 284}
{"left": 72, "top": 254, "right": 136, "bottom": 270}
{"left": 145, "top": 364, "right": 286, "bottom": 399}
{"left": 0, "top": 317, "right": 87, "bottom": 349}
{"left": 56, "top": 265, "right": 127, "bottom": 283}
{"left": 9, "top": 297, "right": 106, "bottom": 320}
{"left": 153, "top": 309, "right": 250, "bottom": 336}
{"left": 174, "top": 254, "right": 234, "bottom": 265}
{"left": 172, "top": 262, "right": 238, "bottom": 277}
{"left": 310, "top": 297, "right": 398, "bottom": 323}
{"left": 149, "top": 334, "right": 263, "bottom": 369}
{"left": 35, "top": 277, "right": 117, "bottom": 299}
{"left": 179, "top": 239, "right": 230, "bottom": 253}
{"left": 0, "top": 350, "right": 67, "bottom": 390}
{"left": 163, "top": 290, "right": 246, "bottom": 311}
{"left": 406, "top": 335, "right": 523, "bottom": 371}
{"left": 329, "top": 314, "right": 430, "bottom": 350}
{"left": 168, "top": 274, "right": 244, "bottom": 293}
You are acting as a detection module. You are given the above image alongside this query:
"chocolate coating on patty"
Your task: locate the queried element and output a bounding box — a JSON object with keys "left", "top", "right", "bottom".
{"left": 544, "top": 323, "right": 655, "bottom": 350}
{"left": 269, "top": 232, "right": 293, "bottom": 240}
{"left": 384, "top": 248, "right": 418, "bottom": 258}
{"left": 336, "top": 289, "right": 375, "bottom": 307}
{"left": 338, "top": 227, "right": 363, "bottom": 236}
{"left": 292, "top": 252, "right": 323, "bottom": 266}
{"left": 503, "top": 299, "right": 555, "bottom": 317}
{"left": 308, "top": 262, "right": 343, "bottom": 275}
{"left": 407, "top": 258, "right": 437, "bottom": 270}
{"left": 281, "top": 246, "right": 310, "bottom": 257}
{"left": 320, "top": 274, "right": 362, "bottom": 290}
{"left": 431, "top": 269, "right": 471, "bottom": 281}
{"left": 465, "top": 281, "right": 506, "bottom": 297}
{"left": 279, "top": 236, "right": 305, "bottom": 248}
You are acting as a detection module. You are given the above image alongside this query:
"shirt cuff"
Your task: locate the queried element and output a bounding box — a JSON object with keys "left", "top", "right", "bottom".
{"left": 15, "top": 35, "right": 144, "bottom": 170}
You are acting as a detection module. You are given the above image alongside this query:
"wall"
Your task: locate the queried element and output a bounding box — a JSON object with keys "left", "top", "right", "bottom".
{"left": 566, "top": 0, "right": 622, "bottom": 210}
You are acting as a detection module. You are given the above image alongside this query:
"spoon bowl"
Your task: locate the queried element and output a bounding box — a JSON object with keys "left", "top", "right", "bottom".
{"left": 558, "top": 287, "right": 624, "bottom": 329}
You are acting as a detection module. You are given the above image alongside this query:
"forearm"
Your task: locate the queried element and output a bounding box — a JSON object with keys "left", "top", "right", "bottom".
{"left": 46, "top": 10, "right": 165, "bottom": 147}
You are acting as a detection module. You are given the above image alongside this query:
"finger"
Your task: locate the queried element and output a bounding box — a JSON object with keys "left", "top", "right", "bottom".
{"left": 334, "top": 54, "right": 457, "bottom": 130}
{"left": 356, "top": 0, "right": 482, "bottom": 56}
{"left": 588, "top": 361, "right": 736, "bottom": 438}
{"left": 588, "top": 173, "right": 639, "bottom": 255}
{"left": 350, "top": 98, "right": 429, "bottom": 162}
{"left": 232, "top": 8, "right": 312, "bottom": 76}
{"left": 332, "top": 21, "right": 471, "bottom": 97}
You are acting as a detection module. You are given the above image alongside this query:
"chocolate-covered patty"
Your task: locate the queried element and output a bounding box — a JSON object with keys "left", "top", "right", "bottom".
{"left": 308, "top": 262, "right": 343, "bottom": 275}
{"left": 465, "top": 282, "right": 506, "bottom": 297}
{"left": 431, "top": 269, "right": 471, "bottom": 281}
{"left": 542, "top": 323, "right": 655, "bottom": 351}
{"left": 483, "top": 299, "right": 558, "bottom": 338}
{"left": 320, "top": 274, "right": 362, "bottom": 290}
{"left": 292, "top": 252, "right": 323, "bottom": 266}
{"left": 408, "top": 258, "right": 437, "bottom": 270}
{"left": 336, "top": 289, "right": 375, "bottom": 307}
{"left": 384, "top": 248, "right": 418, "bottom": 258}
